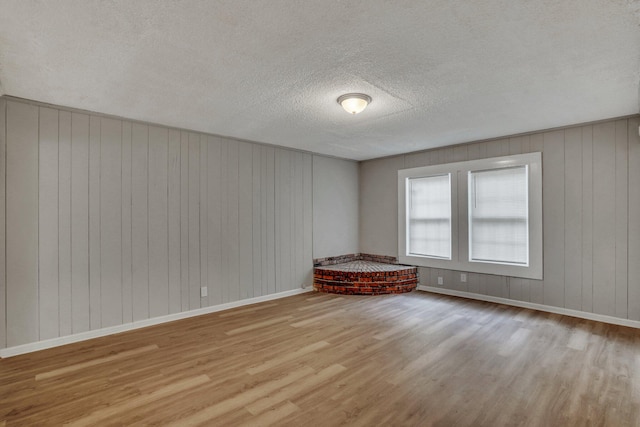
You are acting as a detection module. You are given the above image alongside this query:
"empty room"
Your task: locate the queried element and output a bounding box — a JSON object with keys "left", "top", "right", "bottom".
{"left": 1, "top": 1, "right": 639, "bottom": 425}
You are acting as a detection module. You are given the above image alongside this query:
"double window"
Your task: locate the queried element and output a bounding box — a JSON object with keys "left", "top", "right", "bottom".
{"left": 398, "top": 153, "right": 542, "bottom": 279}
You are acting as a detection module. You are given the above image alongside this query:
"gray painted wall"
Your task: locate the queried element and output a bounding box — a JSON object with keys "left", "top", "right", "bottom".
{"left": 312, "top": 155, "right": 359, "bottom": 259}
{"left": 360, "top": 117, "right": 640, "bottom": 321}
{"left": 2, "top": 95, "right": 639, "bottom": 349}
{"left": 0, "top": 97, "right": 364, "bottom": 349}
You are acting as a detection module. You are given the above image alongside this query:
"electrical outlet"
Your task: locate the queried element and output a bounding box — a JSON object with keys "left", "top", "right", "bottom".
{"left": 461, "top": 273, "right": 467, "bottom": 283}
{"left": 200, "top": 286, "right": 208, "bottom": 297}
{"left": 437, "top": 276, "right": 443, "bottom": 286}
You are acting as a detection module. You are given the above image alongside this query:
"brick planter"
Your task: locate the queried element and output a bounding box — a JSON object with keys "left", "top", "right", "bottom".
{"left": 313, "top": 260, "right": 418, "bottom": 295}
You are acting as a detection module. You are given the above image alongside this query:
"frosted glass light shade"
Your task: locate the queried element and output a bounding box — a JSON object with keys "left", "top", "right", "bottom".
{"left": 337, "top": 93, "right": 372, "bottom": 114}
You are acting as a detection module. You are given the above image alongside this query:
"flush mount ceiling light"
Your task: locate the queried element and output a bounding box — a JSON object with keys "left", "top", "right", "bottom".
{"left": 337, "top": 93, "right": 372, "bottom": 115}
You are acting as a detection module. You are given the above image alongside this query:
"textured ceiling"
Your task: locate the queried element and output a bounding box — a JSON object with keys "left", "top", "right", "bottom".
{"left": 0, "top": 0, "right": 639, "bottom": 160}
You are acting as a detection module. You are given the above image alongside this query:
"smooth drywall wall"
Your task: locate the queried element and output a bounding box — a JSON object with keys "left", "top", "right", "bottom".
{"left": 0, "top": 97, "right": 319, "bottom": 349}
{"left": 312, "top": 155, "right": 359, "bottom": 259}
{"left": 360, "top": 117, "right": 640, "bottom": 321}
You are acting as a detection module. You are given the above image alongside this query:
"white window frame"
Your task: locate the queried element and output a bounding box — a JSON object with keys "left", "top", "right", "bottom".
{"left": 398, "top": 152, "right": 542, "bottom": 280}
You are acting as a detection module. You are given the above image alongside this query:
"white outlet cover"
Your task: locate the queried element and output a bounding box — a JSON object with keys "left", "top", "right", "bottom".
{"left": 437, "top": 277, "right": 444, "bottom": 285}
{"left": 200, "top": 287, "right": 208, "bottom": 297}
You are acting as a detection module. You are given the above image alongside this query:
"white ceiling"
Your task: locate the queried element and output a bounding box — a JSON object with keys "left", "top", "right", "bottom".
{"left": 0, "top": 1, "right": 639, "bottom": 161}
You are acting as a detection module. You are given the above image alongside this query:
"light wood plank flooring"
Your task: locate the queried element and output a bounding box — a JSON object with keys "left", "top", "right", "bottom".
{"left": 1, "top": 291, "right": 640, "bottom": 426}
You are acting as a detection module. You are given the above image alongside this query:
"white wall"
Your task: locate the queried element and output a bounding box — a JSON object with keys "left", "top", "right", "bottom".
{"left": 360, "top": 117, "right": 640, "bottom": 322}
{"left": 312, "top": 155, "right": 359, "bottom": 259}
{"left": 0, "top": 97, "right": 356, "bottom": 350}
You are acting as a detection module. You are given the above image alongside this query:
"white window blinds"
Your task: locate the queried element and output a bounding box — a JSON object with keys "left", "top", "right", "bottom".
{"left": 468, "top": 166, "right": 529, "bottom": 265}
{"left": 408, "top": 174, "right": 451, "bottom": 259}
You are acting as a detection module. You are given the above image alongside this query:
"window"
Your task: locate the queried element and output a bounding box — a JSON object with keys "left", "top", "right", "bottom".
{"left": 398, "top": 153, "right": 542, "bottom": 280}
{"left": 408, "top": 174, "right": 451, "bottom": 259}
{"left": 468, "top": 166, "right": 528, "bottom": 265}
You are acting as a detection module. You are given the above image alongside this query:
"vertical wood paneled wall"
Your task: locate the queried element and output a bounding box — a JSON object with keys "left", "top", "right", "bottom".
{"left": 0, "top": 98, "right": 314, "bottom": 349}
{"left": 360, "top": 117, "right": 640, "bottom": 321}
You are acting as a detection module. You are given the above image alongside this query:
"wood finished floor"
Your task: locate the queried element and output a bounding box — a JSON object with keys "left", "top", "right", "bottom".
{"left": 1, "top": 291, "right": 640, "bottom": 426}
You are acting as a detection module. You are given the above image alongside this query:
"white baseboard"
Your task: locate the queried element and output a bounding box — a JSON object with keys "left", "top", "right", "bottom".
{"left": 0, "top": 287, "right": 314, "bottom": 358}
{"left": 6, "top": 285, "right": 635, "bottom": 358}
{"left": 417, "top": 285, "right": 640, "bottom": 329}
